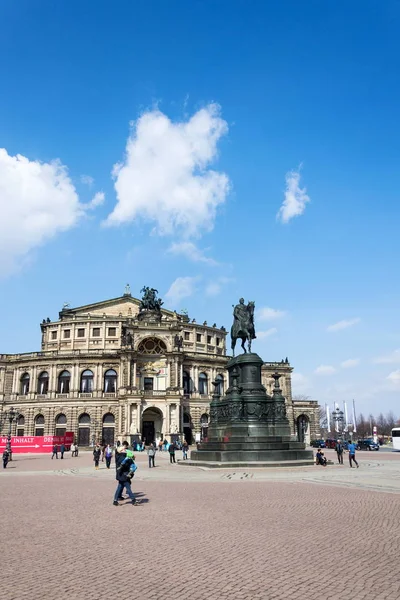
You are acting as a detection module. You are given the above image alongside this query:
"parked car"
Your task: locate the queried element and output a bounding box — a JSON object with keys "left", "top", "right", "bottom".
{"left": 310, "top": 439, "right": 326, "bottom": 448}
{"left": 325, "top": 438, "right": 338, "bottom": 449}
{"left": 357, "top": 439, "right": 380, "bottom": 451}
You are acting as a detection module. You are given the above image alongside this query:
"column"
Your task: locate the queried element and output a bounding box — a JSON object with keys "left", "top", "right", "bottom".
{"left": 50, "top": 364, "right": 57, "bottom": 398}
{"left": 118, "top": 404, "right": 122, "bottom": 436}
{"left": 167, "top": 359, "right": 171, "bottom": 389}
{"left": 175, "top": 359, "right": 178, "bottom": 388}
{"left": 127, "top": 402, "right": 131, "bottom": 433}
{"left": 133, "top": 360, "right": 137, "bottom": 388}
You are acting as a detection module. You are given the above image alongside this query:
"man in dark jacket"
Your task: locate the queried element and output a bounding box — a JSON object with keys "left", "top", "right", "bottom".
{"left": 113, "top": 457, "right": 139, "bottom": 506}
{"left": 60, "top": 443, "right": 65, "bottom": 459}
{"left": 168, "top": 442, "right": 176, "bottom": 464}
{"left": 115, "top": 441, "right": 129, "bottom": 499}
{"left": 336, "top": 440, "right": 344, "bottom": 465}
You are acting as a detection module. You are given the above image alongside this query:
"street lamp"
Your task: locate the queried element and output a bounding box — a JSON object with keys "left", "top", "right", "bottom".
{"left": 5, "top": 407, "right": 19, "bottom": 461}
{"left": 332, "top": 408, "right": 345, "bottom": 438}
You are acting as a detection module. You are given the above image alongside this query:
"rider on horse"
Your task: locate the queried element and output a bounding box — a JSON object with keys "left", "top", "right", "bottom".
{"left": 231, "top": 298, "right": 256, "bottom": 355}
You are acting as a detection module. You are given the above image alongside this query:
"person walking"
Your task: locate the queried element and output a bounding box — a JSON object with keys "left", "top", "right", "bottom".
{"left": 3, "top": 449, "right": 10, "bottom": 469}
{"left": 336, "top": 440, "right": 344, "bottom": 465}
{"left": 101, "top": 445, "right": 106, "bottom": 463}
{"left": 105, "top": 444, "right": 113, "bottom": 469}
{"left": 348, "top": 441, "right": 359, "bottom": 468}
{"left": 51, "top": 444, "right": 58, "bottom": 459}
{"left": 70, "top": 443, "right": 75, "bottom": 457}
{"left": 74, "top": 444, "right": 79, "bottom": 457}
{"left": 182, "top": 440, "right": 189, "bottom": 460}
{"left": 93, "top": 444, "right": 101, "bottom": 469}
{"left": 147, "top": 444, "right": 156, "bottom": 468}
{"left": 169, "top": 441, "right": 176, "bottom": 464}
{"left": 113, "top": 456, "right": 139, "bottom": 506}
{"left": 115, "top": 441, "right": 129, "bottom": 500}
{"left": 60, "top": 443, "right": 65, "bottom": 459}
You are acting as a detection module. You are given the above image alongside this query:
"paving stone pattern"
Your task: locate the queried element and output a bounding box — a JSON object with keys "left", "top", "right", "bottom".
{"left": 1, "top": 450, "right": 400, "bottom": 600}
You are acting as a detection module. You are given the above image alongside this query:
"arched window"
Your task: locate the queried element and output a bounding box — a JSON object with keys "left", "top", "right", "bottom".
{"left": 55, "top": 413, "right": 67, "bottom": 436}
{"left": 198, "top": 372, "right": 208, "bottom": 395}
{"left": 183, "top": 371, "right": 192, "bottom": 394}
{"left": 34, "top": 414, "right": 45, "bottom": 436}
{"left": 37, "top": 371, "right": 49, "bottom": 394}
{"left": 137, "top": 337, "right": 167, "bottom": 355}
{"left": 104, "top": 369, "right": 117, "bottom": 393}
{"left": 79, "top": 413, "right": 91, "bottom": 425}
{"left": 20, "top": 373, "right": 30, "bottom": 395}
{"left": 78, "top": 413, "right": 91, "bottom": 446}
{"left": 215, "top": 373, "right": 224, "bottom": 396}
{"left": 200, "top": 413, "right": 209, "bottom": 442}
{"left": 102, "top": 413, "right": 115, "bottom": 445}
{"left": 80, "top": 370, "right": 94, "bottom": 393}
{"left": 17, "top": 415, "right": 25, "bottom": 436}
{"left": 58, "top": 370, "right": 70, "bottom": 394}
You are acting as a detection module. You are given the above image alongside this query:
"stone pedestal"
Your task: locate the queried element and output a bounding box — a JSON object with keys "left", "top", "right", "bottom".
{"left": 188, "top": 353, "right": 314, "bottom": 468}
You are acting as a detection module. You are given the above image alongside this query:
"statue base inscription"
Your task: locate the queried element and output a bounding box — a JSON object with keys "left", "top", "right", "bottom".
{"left": 188, "top": 353, "right": 314, "bottom": 468}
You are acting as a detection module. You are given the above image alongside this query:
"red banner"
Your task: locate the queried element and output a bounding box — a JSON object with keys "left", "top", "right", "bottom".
{"left": 0, "top": 432, "right": 74, "bottom": 454}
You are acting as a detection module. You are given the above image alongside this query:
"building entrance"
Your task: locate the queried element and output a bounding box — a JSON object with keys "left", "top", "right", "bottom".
{"left": 141, "top": 407, "right": 163, "bottom": 445}
{"left": 142, "top": 421, "right": 155, "bottom": 445}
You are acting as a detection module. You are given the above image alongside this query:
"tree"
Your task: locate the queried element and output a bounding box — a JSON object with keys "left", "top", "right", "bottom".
{"left": 356, "top": 413, "right": 368, "bottom": 438}
{"left": 376, "top": 413, "right": 388, "bottom": 436}
{"left": 386, "top": 411, "right": 397, "bottom": 433}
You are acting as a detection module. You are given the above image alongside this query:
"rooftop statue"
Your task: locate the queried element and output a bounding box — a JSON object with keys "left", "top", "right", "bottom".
{"left": 231, "top": 298, "right": 256, "bottom": 356}
{"left": 140, "top": 286, "right": 163, "bottom": 312}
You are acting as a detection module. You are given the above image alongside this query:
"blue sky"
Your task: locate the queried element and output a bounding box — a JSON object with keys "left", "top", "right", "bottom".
{"left": 1, "top": 0, "right": 400, "bottom": 417}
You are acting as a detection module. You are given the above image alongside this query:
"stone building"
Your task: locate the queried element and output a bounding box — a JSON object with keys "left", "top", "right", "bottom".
{"left": 0, "top": 288, "right": 319, "bottom": 446}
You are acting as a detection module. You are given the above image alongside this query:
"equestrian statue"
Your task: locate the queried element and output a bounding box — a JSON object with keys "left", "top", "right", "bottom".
{"left": 230, "top": 298, "right": 256, "bottom": 356}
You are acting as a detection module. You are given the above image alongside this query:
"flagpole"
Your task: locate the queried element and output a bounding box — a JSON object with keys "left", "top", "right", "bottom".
{"left": 344, "top": 401, "right": 349, "bottom": 432}
{"left": 352, "top": 399, "right": 357, "bottom": 435}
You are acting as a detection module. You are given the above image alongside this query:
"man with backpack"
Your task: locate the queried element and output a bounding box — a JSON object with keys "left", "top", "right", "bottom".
{"left": 104, "top": 444, "right": 113, "bottom": 469}
{"left": 113, "top": 456, "right": 139, "bottom": 506}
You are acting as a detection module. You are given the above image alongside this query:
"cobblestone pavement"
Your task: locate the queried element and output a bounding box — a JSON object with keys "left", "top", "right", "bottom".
{"left": 1, "top": 449, "right": 400, "bottom": 600}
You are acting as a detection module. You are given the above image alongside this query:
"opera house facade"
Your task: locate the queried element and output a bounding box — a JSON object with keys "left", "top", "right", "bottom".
{"left": 0, "top": 288, "right": 319, "bottom": 446}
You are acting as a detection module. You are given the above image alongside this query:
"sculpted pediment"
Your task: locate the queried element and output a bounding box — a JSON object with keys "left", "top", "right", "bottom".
{"left": 59, "top": 295, "right": 176, "bottom": 320}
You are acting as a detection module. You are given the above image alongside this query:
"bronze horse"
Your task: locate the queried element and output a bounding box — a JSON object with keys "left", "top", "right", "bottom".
{"left": 231, "top": 301, "right": 256, "bottom": 356}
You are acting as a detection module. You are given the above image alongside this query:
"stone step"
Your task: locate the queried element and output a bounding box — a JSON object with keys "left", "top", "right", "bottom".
{"left": 190, "top": 449, "right": 314, "bottom": 463}
{"left": 196, "top": 442, "right": 307, "bottom": 451}
{"left": 179, "top": 459, "right": 315, "bottom": 468}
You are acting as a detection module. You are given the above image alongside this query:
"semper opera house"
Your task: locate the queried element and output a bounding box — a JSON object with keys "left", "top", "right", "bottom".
{"left": 0, "top": 286, "right": 319, "bottom": 447}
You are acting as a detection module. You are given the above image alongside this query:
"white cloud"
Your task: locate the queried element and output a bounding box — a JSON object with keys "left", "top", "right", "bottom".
{"left": 88, "top": 191, "right": 105, "bottom": 209}
{"left": 168, "top": 241, "right": 218, "bottom": 265}
{"left": 257, "top": 328, "right": 278, "bottom": 339}
{"left": 205, "top": 276, "right": 234, "bottom": 297}
{"left": 387, "top": 370, "right": 400, "bottom": 384}
{"left": 80, "top": 174, "right": 94, "bottom": 186}
{"left": 277, "top": 166, "right": 310, "bottom": 223}
{"left": 314, "top": 365, "right": 336, "bottom": 375}
{"left": 105, "top": 103, "right": 230, "bottom": 237}
{"left": 165, "top": 276, "right": 199, "bottom": 305}
{"left": 257, "top": 307, "right": 286, "bottom": 321}
{"left": 0, "top": 148, "right": 84, "bottom": 277}
{"left": 341, "top": 358, "right": 360, "bottom": 369}
{"left": 327, "top": 318, "right": 360, "bottom": 332}
{"left": 373, "top": 349, "right": 400, "bottom": 364}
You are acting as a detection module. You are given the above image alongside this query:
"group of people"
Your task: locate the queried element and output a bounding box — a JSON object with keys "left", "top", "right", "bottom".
{"left": 51, "top": 443, "right": 79, "bottom": 459}
{"left": 316, "top": 439, "right": 359, "bottom": 468}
